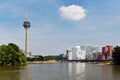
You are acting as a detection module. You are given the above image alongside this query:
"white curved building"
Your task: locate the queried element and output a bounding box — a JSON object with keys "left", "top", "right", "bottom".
{"left": 80, "top": 50, "right": 86, "bottom": 59}
{"left": 72, "top": 46, "right": 81, "bottom": 60}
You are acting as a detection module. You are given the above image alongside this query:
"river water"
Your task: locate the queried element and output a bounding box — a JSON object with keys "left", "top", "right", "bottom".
{"left": 0, "top": 63, "right": 120, "bottom": 80}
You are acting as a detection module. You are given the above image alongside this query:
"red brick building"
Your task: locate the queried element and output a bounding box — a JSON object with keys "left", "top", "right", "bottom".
{"left": 102, "top": 45, "right": 113, "bottom": 60}
{"left": 97, "top": 52, "right": 106, "bottom": 60}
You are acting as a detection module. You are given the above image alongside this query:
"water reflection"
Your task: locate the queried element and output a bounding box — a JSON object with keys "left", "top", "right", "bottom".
{"left": 97, "top": 65, "right": 120, "bottom": 80}
{"left": 67, "top": 62, "right": 72, "bottom": 77}
{"left": 111, "top": 65, "right": 120, "bottom": 80}
{"left": 67, "top": 63, "right": 120, "bottom": 80}
{"left": 0, "top": 65, "right": 30, "bottom": 80}
{"left": 67, "top": 62, "right": 85, "bottom": 80}
{"left": 101, "top": 65, "right": 113, "bottom": 80}
{"left": 25, "top": 65, "right": 30, "bottom": 80}
{"left": 1, "top": 63, "right": 120, "bottom": 80}
{"left": 0, "top": 66, "right": 23, "bottom": 80}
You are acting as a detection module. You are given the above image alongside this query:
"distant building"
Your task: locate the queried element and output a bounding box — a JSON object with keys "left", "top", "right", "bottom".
{"left": 97, "top": 52, "right": 106, "bottom": 60}
{"left": 102, "top": 45, "right": 113, "bottom": 60}
{"left": 66, "top": 49, "right": 72, "bottom": 60}
{"left": 66, "top": 45, "right": 99, "bottom": 60}
{"left": 72, "top": 46, "right": 81, "bottom": 60}
{"left": 92, "top": 52, "right": 98, "bottom": 60}
{"left": 82, "top": 45, "right": 99, "bottom": 60}
{"left": 80, "top": 50, "right": 86, "bottom": 59}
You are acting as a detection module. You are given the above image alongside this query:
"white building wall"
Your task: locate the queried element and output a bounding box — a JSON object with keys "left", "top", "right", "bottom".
{"left": 67, "top": 45, "right": 99, "bottom": 60}
{"left": 76, "top": 46, "right": 81, "bottom": 60}
{"left": 72, "top": 46, "right": 81, "bottom": 60}
{"left": 86, "top": 54, "right": 92, "bottom": 60}
{"left": 67, "top": 50, "right": 72, "bottom": 60}
{"left": 92, "top": 53, "right": 98, "bottom": 60}
{"left": 80, "top": 50, "right": 86, "bottom": 59}
{"left": 82, "top": 45, "right": 99, "bottom": 60}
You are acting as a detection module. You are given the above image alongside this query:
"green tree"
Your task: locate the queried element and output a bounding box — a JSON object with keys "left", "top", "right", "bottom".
{"left": 112, "top": 46, "right": 120, "bottom": 65}
{"left": 0, "top": 43, "right": 26, "bottom": 65}
{"left": 0, "top": 45, "right": 8, "bottom": 65}
{"left": 8, "top": 43, "right": 20, "bottom": 53}
{"left": 38, "top": 55, "right": 44, "bottom": 61}
{"left": 45, "top": 56, "right": 54, "bottom": 60}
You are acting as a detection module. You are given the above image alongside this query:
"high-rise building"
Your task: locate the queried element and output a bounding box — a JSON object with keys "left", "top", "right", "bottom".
{"left": 23, "top": 17, "right": 31, "bottom": 57}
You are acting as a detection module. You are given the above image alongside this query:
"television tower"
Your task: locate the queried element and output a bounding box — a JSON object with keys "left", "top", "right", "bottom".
{"left": 23, "top": 17, "right": 31, "bottom": 57}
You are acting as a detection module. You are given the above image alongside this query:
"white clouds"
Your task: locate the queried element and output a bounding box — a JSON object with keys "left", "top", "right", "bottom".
{"left": 59, "top": 5, "right": 86, "bottom": 21}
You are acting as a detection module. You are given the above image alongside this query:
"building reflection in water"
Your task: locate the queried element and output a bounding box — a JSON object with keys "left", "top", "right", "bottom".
{"left": 85, "top": 64, "right": 117, "bottom": 80}
{"left": 67, "top": 62, "right": 72, "bottom": 77}
{"left": 26, "top": 64, "right": 30, "bottom": 80}
{"left": 19, "top": 64, "right": 30, "bottom": 80}
{"left": 96, "top": 65, "right": 120, "bottom": 80}
{"left": 101, "top": 65, "right": 113, "bottom": 80}
{"left": 67, "top": 62, "right": 86, "bottom": 80}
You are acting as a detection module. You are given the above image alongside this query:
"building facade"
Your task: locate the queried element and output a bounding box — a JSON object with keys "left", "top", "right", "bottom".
{"left": 102, "top": 45, "right": 113, "bottom": 60}
{"left": 66, "top": 45, "right": 99, "bottom": 60}
{"left": 72, "top": 46, "right": 81, "bottom": 60}
{"left": 66, "top": 49, "right": 72, "bottom": 60}
{"left": 83, "top": 45, "right": 99, "bottom": 60}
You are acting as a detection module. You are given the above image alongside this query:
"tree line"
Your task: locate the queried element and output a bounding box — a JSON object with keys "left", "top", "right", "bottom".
{"left": 27, "top": 54, "right": 66, "bottom": 61}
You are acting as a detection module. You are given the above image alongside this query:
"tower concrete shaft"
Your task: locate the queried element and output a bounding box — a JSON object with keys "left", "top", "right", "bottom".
{"left": 23, "top": 18, "right": 31, "bottom": 57}
{"left": 25, "top": 28, "right": 29, "bottom": 57}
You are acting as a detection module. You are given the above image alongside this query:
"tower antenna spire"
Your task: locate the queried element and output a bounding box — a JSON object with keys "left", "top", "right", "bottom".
{"left": 25, "top": 14, "right": 29, "bottom": 21}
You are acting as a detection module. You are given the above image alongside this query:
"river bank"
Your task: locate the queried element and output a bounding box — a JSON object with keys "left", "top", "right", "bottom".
{"left": 27, "top": 60, "right": 59, "bottom": 64}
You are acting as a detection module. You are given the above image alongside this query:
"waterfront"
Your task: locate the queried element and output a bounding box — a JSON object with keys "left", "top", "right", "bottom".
{"left": 0, "top": 63, "right": 120, "bottom": 80}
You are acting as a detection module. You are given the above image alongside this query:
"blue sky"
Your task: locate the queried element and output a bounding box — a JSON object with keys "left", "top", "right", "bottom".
{"left": 0, "top": 0, "right": 120, "bottom": 55}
